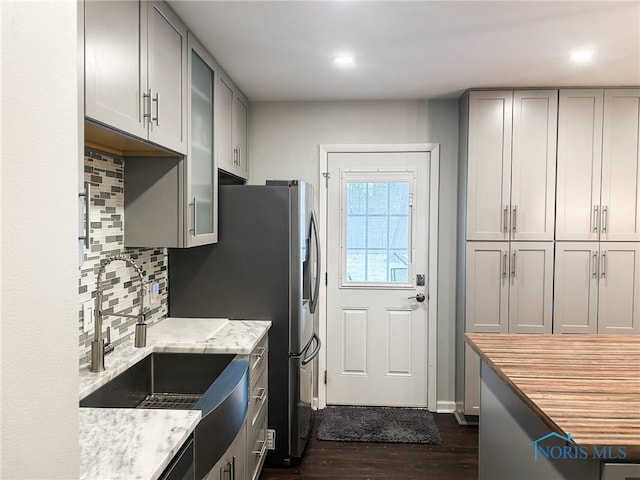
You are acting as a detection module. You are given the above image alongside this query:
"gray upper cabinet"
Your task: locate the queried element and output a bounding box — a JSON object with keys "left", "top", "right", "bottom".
{"left": 85, "top": 1, "right": 187, "bottom": 154}
{"left": 218, "top": 73, "right": 249, "bottom": 180}
{"left": 85, "top": 1, "right": 147, "bottom": 141}
{"left": 556, "top": 88, "right": 640, "bottom": 242}
{"left": 124, "top": 33, "right": 219, "bottom": 249}
{"left": 465, "top": 90, "right": 558, "bottom": 242}
{"left": 185, "top": 33, "right": 218, "bottom": 247}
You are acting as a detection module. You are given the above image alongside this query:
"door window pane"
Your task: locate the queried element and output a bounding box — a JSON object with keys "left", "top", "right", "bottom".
{"left": 345, "top": 180, "right": 411, "bottom": 284}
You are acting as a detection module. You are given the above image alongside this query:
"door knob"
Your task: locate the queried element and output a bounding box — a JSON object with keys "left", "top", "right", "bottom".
{"left": 408, "top": 293, "right": 426, "bottom": 303}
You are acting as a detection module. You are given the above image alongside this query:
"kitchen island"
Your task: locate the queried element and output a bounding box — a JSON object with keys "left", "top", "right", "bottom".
{"left": 79, "top": 318, "right": 271, "bottom": 480}
{"left": 466, "top": 333, "right": 640, "bottom": 480}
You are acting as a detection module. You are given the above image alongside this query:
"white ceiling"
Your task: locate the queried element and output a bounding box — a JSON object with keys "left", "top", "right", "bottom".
{"left": 168, "top": 1, "right": 640, "bottom": 102}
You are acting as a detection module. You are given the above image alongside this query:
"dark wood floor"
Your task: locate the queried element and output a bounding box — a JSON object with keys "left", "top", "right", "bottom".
{"left": 259, "top": 412, "right": 478, "bottom": 480}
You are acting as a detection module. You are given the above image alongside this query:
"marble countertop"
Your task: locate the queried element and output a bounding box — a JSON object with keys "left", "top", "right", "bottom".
{"left": 80, "top": 318, "right": 271, "bottom": 400}
{"left": 80, "top": 408, "right": 201, "bottom": 480}
{"left": 79, "top": 318, "right": 271, "bottom": 480}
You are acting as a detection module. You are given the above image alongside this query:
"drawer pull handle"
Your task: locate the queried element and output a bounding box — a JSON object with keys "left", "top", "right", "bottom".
{"left": 252, "top": 346, "right": 266, "bottom": 358}
{"left": 252, "top": 387, "right": 267, "bottom": 402}
{"left": 253, "top": 439, "right": 267, "bottom": 457}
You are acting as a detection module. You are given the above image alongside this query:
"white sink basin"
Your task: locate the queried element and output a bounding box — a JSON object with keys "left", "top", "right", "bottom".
{"left": 147, "top": 317, "right": 229, "bottom": 343}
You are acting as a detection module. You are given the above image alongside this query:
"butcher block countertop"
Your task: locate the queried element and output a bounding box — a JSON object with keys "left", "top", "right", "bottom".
{"left": 466, "top": 334, "right": 640, "bottom": 461}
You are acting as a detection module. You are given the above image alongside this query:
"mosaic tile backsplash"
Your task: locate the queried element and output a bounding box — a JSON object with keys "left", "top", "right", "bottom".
{"left": 78, "top": 148, "right": 168, "bottom": 367}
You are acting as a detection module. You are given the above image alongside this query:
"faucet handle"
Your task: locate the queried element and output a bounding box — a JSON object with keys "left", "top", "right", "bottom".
{"left": 105, "top": 326, "right": 111, "bottom": 346}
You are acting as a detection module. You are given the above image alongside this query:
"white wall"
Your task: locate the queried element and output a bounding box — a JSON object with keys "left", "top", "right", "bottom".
{"left": 0, "top": 2, "right": 79, "bottom": 477}
{"left": 249, "top": 99, "right": 459, "bottom": 405}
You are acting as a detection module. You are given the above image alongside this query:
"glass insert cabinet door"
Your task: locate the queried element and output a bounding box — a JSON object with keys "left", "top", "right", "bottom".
{"left": 187, "top": 35, "right": 218, "bottom": 246}
{"left": 341, "top": 170, "right": 416, "bottom": 287}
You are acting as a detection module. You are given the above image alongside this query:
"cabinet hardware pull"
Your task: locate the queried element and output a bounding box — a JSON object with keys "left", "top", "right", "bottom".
{"left": 143, "top": 90, "right": 151, "bottom": 124}
{"left": 512, "top": 205, "right": 517, "bottom": 233}
{"left": 593, "top": 205, "right": 599, "bottom": 233}
{"left": 601, "top": 251, "right": 607, "bottom": 278}
{"left": 252, "top": 387, "right": 267, "bottom": 402}
{"left": 231, "top": 456, "right": 235, "bottom": 480}
{"left": 602, "top": 205, "right": 608, "bottom": 234}
{"left": 152, "top": 91, "right": 159, "bottom": 126}
{"left": 503, "top": 206, "right": 508, "bottom": 234}
{"left": 592, "top": 251, "right": 598, "bottom": 278}
{"left": 252, "top": 346, "right": 266, "bottom": 359}
{"left": 253, "top": 439, "right": 268, "bottom": 457}
{"left": 78, "top": 182, "right": 91, "bottom": 249}
{"left": 502, "top": 252, "right": 507, "bottom": 278}
{"left": 189, "top": 197, "right": 197, "bottom": 235}
{"left": 511, "top": 251, "right": 516, "bottom": 277}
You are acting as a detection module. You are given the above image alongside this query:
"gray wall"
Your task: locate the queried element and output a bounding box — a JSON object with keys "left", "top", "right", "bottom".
{"left": 249, "top": 99, "right": 459, "bottom": 405}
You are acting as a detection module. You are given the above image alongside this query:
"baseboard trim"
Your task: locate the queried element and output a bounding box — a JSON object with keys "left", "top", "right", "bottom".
{"left": 436, "top": 401, "right": 456, "bottom": 413}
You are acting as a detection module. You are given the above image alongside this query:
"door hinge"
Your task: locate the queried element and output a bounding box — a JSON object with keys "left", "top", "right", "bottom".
{"left": 325, "top": 272, "right": 328, "bottom": 286}
{"left": 322, "top": 171, "right": 330, "bottom": 188}
{"left": 324, "top": 370, "right": 327, "bottom": 384}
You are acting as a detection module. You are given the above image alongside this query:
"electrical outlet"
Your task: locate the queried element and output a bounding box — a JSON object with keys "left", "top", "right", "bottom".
{"left": 145, "top": 281, "right": 161, "bottom": 309}
{"left": 82, "top": 301, "right": 94, "bottom": 333}
{"left": 266, "top": 429, "right": 276, "bottom": 450}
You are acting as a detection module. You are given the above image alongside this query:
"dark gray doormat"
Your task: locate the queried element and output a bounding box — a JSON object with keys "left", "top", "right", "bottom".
{"left": 316, "top": 406, "right": 441, "bottom": 444}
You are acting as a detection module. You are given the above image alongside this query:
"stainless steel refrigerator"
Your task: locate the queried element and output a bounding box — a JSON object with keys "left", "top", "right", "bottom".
{"left": 168, "top": 180, "right": 321, "bottom": 466}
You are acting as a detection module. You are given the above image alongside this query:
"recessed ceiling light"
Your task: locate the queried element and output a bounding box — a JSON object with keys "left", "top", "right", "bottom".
{"left": 334, "top": 54, "right": 354, "bottom": 68}
{"left": 569, "top": 50, "right": 593, "bottom": 64}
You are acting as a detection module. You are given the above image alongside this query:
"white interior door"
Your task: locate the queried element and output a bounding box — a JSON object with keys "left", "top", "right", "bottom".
{"left": 325, "top": 151, "right": 430, "bottom": 407}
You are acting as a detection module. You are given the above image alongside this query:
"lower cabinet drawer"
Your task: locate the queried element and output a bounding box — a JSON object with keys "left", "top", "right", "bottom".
{"left": 248, "top": 366, "right": 268, "bottom": 429}
{"left": 250, "top": 336, "right": 268, "bottom": 377}
{"left": 247, "top": 404, "right": 268, "bottom": 480}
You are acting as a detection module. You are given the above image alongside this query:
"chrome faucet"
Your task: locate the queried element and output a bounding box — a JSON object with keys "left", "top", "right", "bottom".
{"left": 90, "top": 254, "right": 147, "bottom": 372}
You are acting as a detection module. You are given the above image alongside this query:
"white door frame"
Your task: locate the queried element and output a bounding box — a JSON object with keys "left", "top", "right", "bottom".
{"left": 317, "top": 143, "right": 439, "bottom": 411}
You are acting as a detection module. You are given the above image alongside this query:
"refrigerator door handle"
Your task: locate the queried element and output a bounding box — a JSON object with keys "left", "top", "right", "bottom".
{"left": 309, "top": 210, "right": 321, "bottom": 314}
{"left": 291, "top": 333, "right": 315, "bottom": 358}
{"left": 301, "top": 333, "right": 321, "bottom": 366}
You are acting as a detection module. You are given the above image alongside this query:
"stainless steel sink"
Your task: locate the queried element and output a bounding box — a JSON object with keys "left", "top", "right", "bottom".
{"left": 80, "top": 352, "right": 249, "bottom": 479}
{"left": 80, "top": 353, "right": 237, "bottom": 409}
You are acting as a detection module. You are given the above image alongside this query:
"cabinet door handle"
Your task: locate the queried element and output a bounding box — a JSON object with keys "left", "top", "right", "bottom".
{"left": 502, "top": 252, "right": 507, "bottom": 278}
{"left": 151, "top": 91, "right": 159, "bottom": 126}
{"left": 601, "top": 251, "right": 607, "bottom": 278}
{"left": 512, "top": 205, "right": 517, "bottom": 233}
{"left": 592, "top": 251, "right": 598, "bottom": 278}
{"left": 503, "top": 206, "right": 509, "bottom": 234}
{"left": 511, "top": 251, "right": 516, "bottom": 278}
{"left": 252, "top": 387, "right": 267, "bottom": 402}
{"left": 253, "top": 439, "right": 268, "bottom": 457}
{"left": 601, "top": 205, "right": 608, "bottom": 234}
{"left": 189, "top": 197, "right": 197, "bottom": 235}
{"left": 231, "top": 456, "right": 235, "bottom": 480}
{"left": 593, "top": 205, "right": 599, "bottom": 233}
{"left": 143, "top": 90, "right": 151, "bottom": 124}
{"left": 78, "top": 182, "right": 91, "bottom": 249}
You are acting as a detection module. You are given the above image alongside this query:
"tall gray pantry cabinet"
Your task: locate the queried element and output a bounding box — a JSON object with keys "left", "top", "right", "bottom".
{"left": 456, "top": 90, "right": 558, "bottom": 420}
{"left": 455, "top": 88, "right": 640, "bottom": 422}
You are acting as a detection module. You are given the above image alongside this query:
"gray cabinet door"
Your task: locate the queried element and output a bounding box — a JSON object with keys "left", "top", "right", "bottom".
{"left": 217, "top": 76, "right": 235, "bottom": 175}
{"left": 146, "top": 1, "right": 187, "bottom": 154}
{"left": 186, "top": 33, "right": 218, "bottom": 247}
{"left": 85, "top": 0, "right": 146, "bottom": 139}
